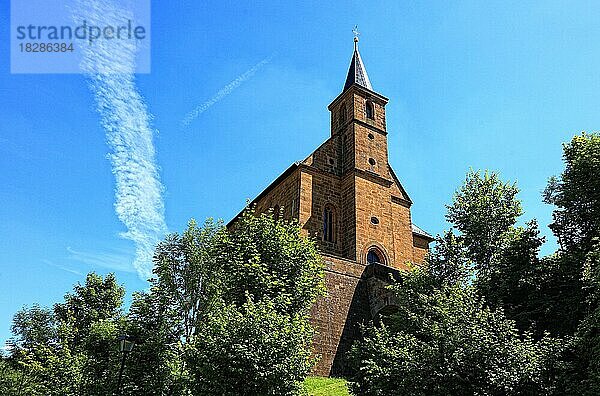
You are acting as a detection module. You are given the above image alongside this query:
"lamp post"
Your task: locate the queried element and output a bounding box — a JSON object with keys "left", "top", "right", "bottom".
{"left": 116, "top": 335, "right": 135, "bottom": 396}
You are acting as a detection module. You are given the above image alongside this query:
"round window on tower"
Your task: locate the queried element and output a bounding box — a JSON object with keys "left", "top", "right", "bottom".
{"left": 369, "top": 158, "right": 376, "bottom": 166}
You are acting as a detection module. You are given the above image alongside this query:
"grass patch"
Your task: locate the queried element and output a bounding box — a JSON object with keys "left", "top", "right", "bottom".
{"left": 303, "top": 376, "right": 350, "bottom": 396}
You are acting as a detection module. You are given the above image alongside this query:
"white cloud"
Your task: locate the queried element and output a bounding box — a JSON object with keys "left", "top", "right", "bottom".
{"left": 65, "top": 247, "right": 135, "bottom": 274}
{"left": 42, "top": 258, "right": 84, "bottom": 276}
{"left": 181, "top": 54, "right": 274, "bottom": 128}
{"left": 74, "top": 0, "right": 167, "bottom": 279}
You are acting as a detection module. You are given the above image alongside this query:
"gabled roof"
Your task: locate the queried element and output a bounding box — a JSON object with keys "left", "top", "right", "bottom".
{"left": 343, "top": 38, "right": 372, "bottom": 92}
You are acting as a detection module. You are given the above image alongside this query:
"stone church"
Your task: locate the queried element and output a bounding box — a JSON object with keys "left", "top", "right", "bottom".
{"left": 230, "top": 37, "right": 432, "bottom": 376}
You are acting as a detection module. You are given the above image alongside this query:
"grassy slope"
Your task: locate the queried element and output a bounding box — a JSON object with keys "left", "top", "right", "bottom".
{"left": 303, "top": 377, "right": 350, "bottom": 396}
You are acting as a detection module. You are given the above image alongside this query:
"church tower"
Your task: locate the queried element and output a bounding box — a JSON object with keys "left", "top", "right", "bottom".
{"left": 229, "top": 36, "right": 432, "bottom": 376}
{"left": 300, "top": 36, "right": 429, "bottom": 270}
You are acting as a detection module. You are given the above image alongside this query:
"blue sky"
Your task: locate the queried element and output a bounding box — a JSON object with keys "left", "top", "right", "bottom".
{"left": 1, "top": 0, "right": 600, "bottom": 345}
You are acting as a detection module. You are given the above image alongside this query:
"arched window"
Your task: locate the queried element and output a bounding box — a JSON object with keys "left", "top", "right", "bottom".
{"left": 367, "top": 247, "right": 384, "bottom": 264}
{"left": 366, "top": 100, "right": 375, "bottom": 120}
{"left": 323, "top": 206, "right": 334, "bottom": 242}
{"left": 273, "top": 205, "right": 280, "bottom": 222}
{"left": 338, "top": 103, "right": 346, "bottom": 127}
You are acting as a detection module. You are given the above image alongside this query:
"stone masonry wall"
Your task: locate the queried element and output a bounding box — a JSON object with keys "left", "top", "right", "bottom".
{"left": 309, "top": 254, "right": 371, "bottom": 376}
{"left": 354, "top": 174, "right": 414, "bottom": 269}
{"left": 412, "top": 234, "right": 430, "bottom": 264}
{"left": 254, "top": 168, "right": 300, "bottom": 221}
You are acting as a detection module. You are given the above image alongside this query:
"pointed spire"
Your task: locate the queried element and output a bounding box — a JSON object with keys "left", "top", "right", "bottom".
{"left": 343, "top": 33, "right": 373, "bottom": 92}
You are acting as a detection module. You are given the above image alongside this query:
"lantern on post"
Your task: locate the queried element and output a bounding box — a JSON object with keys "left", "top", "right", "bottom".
{"left": 115, "top": 334, "right": 135, "bottom": 395}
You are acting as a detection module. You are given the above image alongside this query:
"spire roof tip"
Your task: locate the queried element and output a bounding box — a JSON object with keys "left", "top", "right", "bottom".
{"left": 343, "top": 34, "right": 372, "bottom": 92}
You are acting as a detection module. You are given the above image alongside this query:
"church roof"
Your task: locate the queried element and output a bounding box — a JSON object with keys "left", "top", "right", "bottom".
{"left": 343, "top": 38, "right": 373, "bottom": 92}
{"left": 412, "top": 224, "right": 434, "bottom": 241}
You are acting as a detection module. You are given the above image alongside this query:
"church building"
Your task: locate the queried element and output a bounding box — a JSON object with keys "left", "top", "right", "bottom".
{"left": 230, "top": 37, "right": 433, "bottom": 376}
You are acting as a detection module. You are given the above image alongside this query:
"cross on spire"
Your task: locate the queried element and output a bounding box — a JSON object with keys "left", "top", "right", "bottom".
{"left": 343, "top": 26, "right": 372, "bottom": 92}
{"left": 352, "top": 25, "right": 360, "bottom": 40}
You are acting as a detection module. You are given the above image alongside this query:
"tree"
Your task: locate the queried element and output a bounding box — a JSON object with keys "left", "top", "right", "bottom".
{"left": 7, "top": 273, "right": 126, "bottom": 396}
{"left": 544, "top": 132, "right": 600, "bottom": 253}
{"left": 8, "top": 305, "right": 81, "bottom": 396}
{"left": 426, "top": 229, "right": 471, "bottom": 287}
{"left": 0, "top": 356, "right": 42, "bottom": 396}
{"left": 150, "top": 218, "right": 226, "bottom": 344}
{"left": 483, "top": 220, "right": 547, "bottom": 335}
{"left": 4, "top": 207, "right": 325, "bottom": 395}
{"left": 122, "top": 290, "right": 188, "bottom": 395}
{"left": 531, "top": 133, "right": 600, "bottom": 394}
{"left": 349, "top": 265, "right": 563, "bottom": 396}
{"left": 113, "top": 218, "right": 227, "bottom": 395}
{"left": 446, "top": 170, "right": 522, "bottom": 275}
{"left": 9, "top": 305, "right": 57, "bottom": 353}
{"left": 349, "top": 160, "right": 600, "bottom": 394}
{"left": 178, "top": 210, "right": 324, "bottom": 395}
{"left": 185, "top": 299, "right": 315, "bottom": 396}
{"left": 223, "top": 209, "right": 325, "bottom": 316}
{"left": 127, "top": 209, "right": 325, "bottom": 395}
{"left": 441, "top": 169, "right": 585, "bottom": 337}
{"left": 570, "top": 242, "right": 600, "bottom": 395}
{"left": 53, "top": 272, "right": 125, "bottom": 341}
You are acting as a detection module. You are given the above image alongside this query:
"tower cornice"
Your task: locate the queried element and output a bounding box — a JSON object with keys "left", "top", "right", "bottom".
{"left": 328, "top": 83, "right": 388, "bottom": 111}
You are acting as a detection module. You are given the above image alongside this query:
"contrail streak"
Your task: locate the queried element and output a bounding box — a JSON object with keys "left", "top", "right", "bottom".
{"left": 74, "top": 0, "right": 167, "bottom": 280}
{"left": 181, "top": 55, "right": 274, "bottom": 128}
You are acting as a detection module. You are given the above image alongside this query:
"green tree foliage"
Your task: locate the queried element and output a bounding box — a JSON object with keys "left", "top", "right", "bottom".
{"left": 54, "top": 273, "right": 124, "bottom": 344}
{"left": 116, "top": 218, "right": 227, "bottom": 395}
{"left": 483, "top": 221, "right": 554, "bottom": 335}
{"left": 2, "top": 209, "right": 324, "bottom": 395}
{"left": 123, "top": 290, "right": 188, "bottom": 395}
{"left": 349, "top": 266, "right": 562, "bottom": 396}
{"left": 185, "top": 299, "right": 314, "bottom": 395}
{"left": 544, "top": 132, "right": 600, "bottom": 252}
{"left": 578, "top": 243, "right": 600, "bottom": 385}
{"left": 116, "top": 210, "right": 324, "bottom": 395}
{"left": 146, "top": 210, "right": 324, "bottom": 395}
{"left": 0, "top": 358, "right": 42, "bottom": 396}
{"left": 151, "top": 218, "right": 226, "bottom": 343}
{"left": 350, "top": 133, "right": 600, "bottom": 395}
{"left": 442, "top": 170, "right": 582, "bottom": 337}
{"left": 565, "top": 242, "right": 600, "bottom": 395}
{"left": 10, "top": 305, "right": 57, "bottom": 352}
{"left": 6, "top": 273, "right": 125, "bottom": 396}
{"left": 547, "top": 133, "right": 600, "bottom": 394}
{"left": 440, "top": 172, "right": 543, "bottom": 331}
{"left": 110, "top": 209, "right": 321, "bottom": 395}
{"left": 446, "top": 170, "right": 522, "bottom": 275}
{"left": 223, "top": 209, "right": 325, "bottom": 315}
{"left": 426, "top": 229, "right": 471, "bottom": 287}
